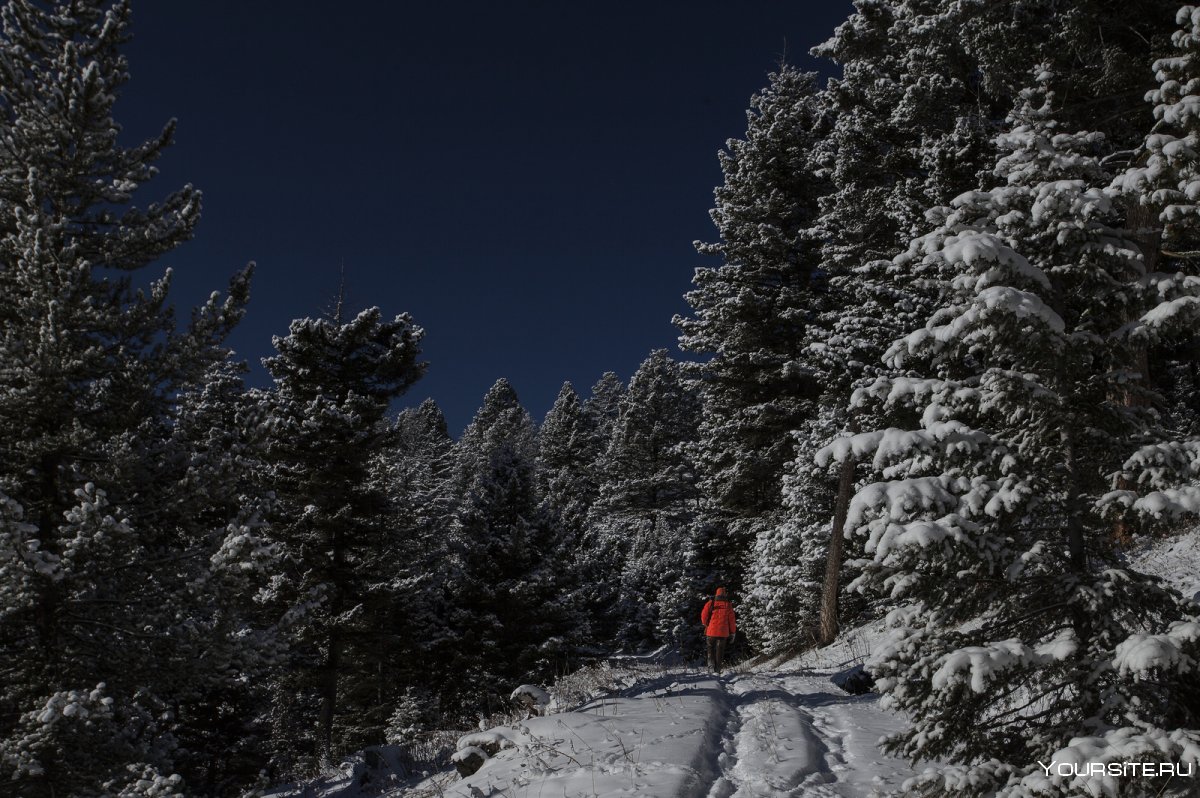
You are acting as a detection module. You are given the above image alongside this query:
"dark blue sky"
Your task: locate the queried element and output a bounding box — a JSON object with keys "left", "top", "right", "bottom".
{"left": 119, "top": 1, "right": 853, "bottom": 434}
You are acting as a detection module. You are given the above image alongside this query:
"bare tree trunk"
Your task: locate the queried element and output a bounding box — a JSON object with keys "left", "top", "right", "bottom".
{"left": 818, "top": 453, "right": 856, "bottom": 646}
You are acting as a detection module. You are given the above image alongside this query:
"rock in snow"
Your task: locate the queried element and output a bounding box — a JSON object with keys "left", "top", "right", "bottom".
{"left": 509, "top": 683, "right": 550, "bottom": 714}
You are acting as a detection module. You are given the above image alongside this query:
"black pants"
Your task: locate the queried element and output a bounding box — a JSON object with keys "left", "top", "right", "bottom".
{"left": 706, "top": 635, "right": 728, "bottom": 672}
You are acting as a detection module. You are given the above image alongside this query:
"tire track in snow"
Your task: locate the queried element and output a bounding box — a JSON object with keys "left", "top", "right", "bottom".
{"left": 703, "top": 675, "right": 841, "bottom": 798}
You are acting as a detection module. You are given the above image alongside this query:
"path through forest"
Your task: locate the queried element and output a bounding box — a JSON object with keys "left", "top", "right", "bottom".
{"left": 413, "top": 666, "right": 916, "bottom": 798}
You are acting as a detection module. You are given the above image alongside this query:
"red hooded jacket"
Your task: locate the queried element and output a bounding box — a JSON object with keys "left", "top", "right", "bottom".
{"left": 700, "top": 591, "right": 736, "bottom": 638}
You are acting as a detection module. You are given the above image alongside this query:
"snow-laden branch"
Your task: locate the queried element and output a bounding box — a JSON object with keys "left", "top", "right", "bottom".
{"left": 815, "top": 418, "right": 989, "bottom": 472}
{"left": 1119, "top": 438, "right": 1200, "bottom": 489}
{"left": 1100, "top": 485, "right": 1200, "bottom": 519}
{"left": 849, "top": 375, "right": 979, "bottom": 412}
{"left": 1116, "top": 295, "right": 1200, "bottom": 343}
{"left": 888, "top": 286, "right": 1066, "bottom": 366}
{"left": 1111, "top": 620, "right": 1200, "bottom": 679}
{"left": 845, "top": 477, "right": 961, "bottom": 533}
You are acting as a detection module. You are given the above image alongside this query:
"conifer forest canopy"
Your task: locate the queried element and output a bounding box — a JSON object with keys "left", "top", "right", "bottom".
{"left": 2, "top": 1, "right": 1200, "bottom": 797}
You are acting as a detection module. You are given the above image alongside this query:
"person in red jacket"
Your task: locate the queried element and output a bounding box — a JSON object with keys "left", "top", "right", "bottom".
{"left": 700, "top": 587, "right": 737, "bottom": 673}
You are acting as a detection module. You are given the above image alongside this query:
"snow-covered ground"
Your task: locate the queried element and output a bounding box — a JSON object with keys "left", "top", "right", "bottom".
{"left": 1126, "top": 527, "right": 1200, "bottom": 604}
{"left": 373, "top": 659, "right": 913, "bottom": 798}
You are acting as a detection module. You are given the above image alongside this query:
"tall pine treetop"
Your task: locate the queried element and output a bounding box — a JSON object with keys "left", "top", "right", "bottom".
{"left": 264, "top": 308, "right": 425, "bottom": 403}
{"left": 0, "top": 0, "right": 199, "bottom": 269}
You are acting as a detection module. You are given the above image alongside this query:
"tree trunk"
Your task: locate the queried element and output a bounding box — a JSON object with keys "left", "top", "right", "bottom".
{"left": 34, "top": 453, "right": 63, "bottom": 682}
{"left": 1112, "top": 203, "right": 1161, "bottom": 544}
{"left": 319, "top": 626, "right": 341, "bottom": 764}
{"left": 818, "top": 453, "right": 856, "bottom": 646}
{"left": 319, "top": 520, "right": 345, "bottom": 763}
{"left": 1062, "top": 430, "right": 1095, "bottom": 647}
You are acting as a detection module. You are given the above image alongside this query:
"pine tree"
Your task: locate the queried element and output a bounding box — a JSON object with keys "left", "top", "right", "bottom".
{"left": 590, "top": 351, "right": 701, "bottom": 651}
{"left": 443, "top": 379, "right": 565, "bottom": 714}
{"left": 551, "top": 372, "right": 628, "bottom": 646}
{"left": 675, "top": 65, "right": 832, "bottom": 596}
{"left": 257, "top": 308, "right": 424, "bottom": 772}
{"left": 374, "top": 399, "right": 458, "bottom": 735}
{"left": 583, "top": 371, "right": 626, "bottom": 444}
{"left": 1121, "top": 2, "right": 1200, "bottom": 438}
{"left": 789, "top": 0, "right": 1179, "bottom": 650}
{"left": 537, "top": 383, "right": 602, "bottom": 645}
{"left": 539, "top": 382, "right": 602, "bottom": 524}
{"left": 0, "top": 2, "right": 255, "bottom": 793}
{"left": 147, "top": 359, "right": 281, "bottom": 793}
{"left": 829, "top": 71, "right": 1200, "bottom": 795}
{"left": 740, "top": 415, "right": 836, "bottom": 654}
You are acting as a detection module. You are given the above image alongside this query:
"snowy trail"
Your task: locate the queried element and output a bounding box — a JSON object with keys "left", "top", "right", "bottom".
{"left": 705, "top": 674, "right": 837, "bottom": 797}
{"left": 409, "top": 667, "right": 916, "bottom": 798}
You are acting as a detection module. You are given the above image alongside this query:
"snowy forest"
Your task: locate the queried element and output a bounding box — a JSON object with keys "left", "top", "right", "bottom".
{"left": 5, "top": 0, "right": 1200, "bottom": 796}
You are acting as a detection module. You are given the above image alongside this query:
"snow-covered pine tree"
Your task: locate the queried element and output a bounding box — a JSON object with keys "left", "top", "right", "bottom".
{"left": 675, "top": 65, "right": 831, "bottom": 599}
{"left": 451, "top": 378, "right": 529, "bottom": 495}
{"left": 0, "top": 2, "right": 256, "bottom": 793}
{"left": 257, "top": 308, "right": 425, "bottom": 771}
{"left": 537, "top": 382, "right": 603, "bottom": 646}
{"left": 824, "top": 72, "right": 1200, "bottom": 796}
{"left": 805, "top": 0, "right": 1037, "bottom": 650}
{"left": 736, "top": 9, "right": 977, "bottom": 650}
{"left": 583, "top": 371, "right": 626, "bottom": 443}
{"left": 589, "top": 351, "right": 701, "bottom": 652}
{"left": 813, "top": 1, "right": 993, "bottom": 280}
{"left": 538, "top": 382, "right": 601, "bottom": 532}
{"left": 741, "top": 414, "right": 838, "bottom": 655}
{"left": 146, "top": 358, "right": 282, "bottom": 793}
{"left": 736, "top": 1, "right": 1022, "bottom": 655}
{"left": 555, "top": 372, "right": 629, "bottom": 646}
{"left": 372, "top": 399, "right": 458, "bottom": 735}
{"left": 787, "top": 0, "right": 1179, "bottom": 652}
{"left": 1111, "top": 2, "right": 1200, "bottom": 441}
{"left": 443, "top": 379, "right": 567, "bottom": 714}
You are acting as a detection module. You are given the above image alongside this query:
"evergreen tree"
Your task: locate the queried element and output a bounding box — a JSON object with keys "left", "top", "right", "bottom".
{"left": 148, "top": 359, "right": 280, "bottom": 793}
{"left": 557, "top": 372, "right": 629, "bottom": 646}
{"left": 537, "top": 383, "right": 602, "bottom": 646}
{"left": 1111, "top": 2, "right": 1200, "bottom": 335}
{"left": 783, "top": 0, "right": 1179, "bottom": 650}
{"left": 0, "top": 2, "right": 255, "bottom": 793}
{"left": 740, "top": 415, "right": 837, "bottom": 654}
{"left": 539, "top": 382, "right": 602, "bottom": 521}
{"left": 829, "top": 72, "right": 1200, "bottom": 796}
{"left": 583, "top": 371, "right": 626, "bottom": 444}
{"left": 443, "top": 379, "right": 565, "bottom": 713}
{"left": 257, "top": 308, "right": 424, "bottom": 772}
{"left": 590, "top": 351, "right": 701, "bottom": 651}
{"left": 374, "top": 399, "right": 458, "bottom": 735}
{"left": 675, "top": 65, "right": 832, "bottom": 597}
